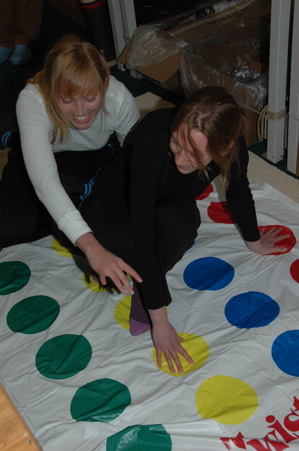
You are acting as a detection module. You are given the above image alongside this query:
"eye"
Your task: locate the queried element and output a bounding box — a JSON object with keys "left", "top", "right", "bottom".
{"left": 170, "top": 137, "right": 181, "bottom": 151}
{"left": 186, "top": 149, "right": 195, "bottom": 158}
{"left": 85, "top": 95, "right": 97, "bottom": 102}
{"left": 60, "top": 98, "right": 72, "bottom": 104}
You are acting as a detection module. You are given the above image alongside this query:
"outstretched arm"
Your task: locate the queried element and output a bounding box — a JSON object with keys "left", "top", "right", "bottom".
{"left": 76, "top": 232, "right": 142, "bottom": 295}
{"left": 225, "top": 137, "right": 289, "bottom": 252}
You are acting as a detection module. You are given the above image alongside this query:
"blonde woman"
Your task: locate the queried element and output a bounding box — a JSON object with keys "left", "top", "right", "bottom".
{"left": 0, "top": 34, "right": 142, "bottom": 295}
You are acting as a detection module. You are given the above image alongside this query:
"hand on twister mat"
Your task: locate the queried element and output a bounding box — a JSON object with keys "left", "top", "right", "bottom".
{"left": 150, "top": 309, "right": 194, "bottom": 374}
{"left": 245, "top": 226, "right": 292, "bottom": 255}
{"left": 76, "top": 233, "right": 142, "bottom": 295}
{"left": 257, "top": 225, "right": 295, "bottom": 255}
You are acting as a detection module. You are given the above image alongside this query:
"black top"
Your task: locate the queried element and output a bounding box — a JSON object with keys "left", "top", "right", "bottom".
{"left": 100, "top": 108, "right": 260, "bottom": 309}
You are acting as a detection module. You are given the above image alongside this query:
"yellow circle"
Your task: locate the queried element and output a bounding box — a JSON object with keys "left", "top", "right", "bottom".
{"left": 52, "top": 238, "right": 77, "bottom": 258}
{"left": 114, "top": 295, "right": 131, "bottom": 330}
{"left": 196, "top": 375, "right": 258, "bottom": 425}
{"left": 82, "top": 272, "right": 108, "bottom": 293}
{"left": 152, "top": 333, "right": 210, "bottom": 377}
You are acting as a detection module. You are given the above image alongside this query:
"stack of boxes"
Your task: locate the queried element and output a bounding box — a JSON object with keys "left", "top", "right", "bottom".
{"left": 119, "top": 0, "right": 271, "bottom": 147}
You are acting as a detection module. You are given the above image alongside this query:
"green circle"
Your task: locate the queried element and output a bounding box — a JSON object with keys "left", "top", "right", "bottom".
{"left": 7, "top": 296, "right": 60, "bottom": 334}
{"left": 36, "top": 334, "right": 92, "bottom": 379}
{"left": 0, "top": 261, "right": 31, "bottom": 295}
{"left": 106, "top": 424, "right": 172, "bottom": 450}
{"left": 71, "top": 379, "right": 131, "bottom": 422}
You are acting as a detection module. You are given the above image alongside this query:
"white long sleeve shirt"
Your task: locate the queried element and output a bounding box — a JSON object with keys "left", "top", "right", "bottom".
{"left": 16, "top": 76, "right": 140, "bottom": 245}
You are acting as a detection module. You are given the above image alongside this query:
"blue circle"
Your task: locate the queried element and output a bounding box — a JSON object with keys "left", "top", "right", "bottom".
{"left": 183, "top": 257, "right": 234, "bottom": 290}
{"left": 225, "top": 292, "right": 280, "bottom": 328}
{"left": 188, "top": 240, "right": 195, "bottom": 250}
{"left": 272, "top": 330, "right": 299, "bottom": 377}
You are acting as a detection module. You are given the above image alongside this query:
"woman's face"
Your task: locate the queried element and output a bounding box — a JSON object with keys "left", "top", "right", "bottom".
{"left": 170, "top": 127, "right": 213, "bottom": 174}
{"left": 59, "top": 91, "right": 101, "bottom": 130}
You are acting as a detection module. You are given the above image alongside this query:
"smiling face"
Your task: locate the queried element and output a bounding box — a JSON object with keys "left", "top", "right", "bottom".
{"left": 59, "top": 91, "right": 101, "bottom": 130}
{"left": 170, "top": 127, "right": 213, "bottom": 174}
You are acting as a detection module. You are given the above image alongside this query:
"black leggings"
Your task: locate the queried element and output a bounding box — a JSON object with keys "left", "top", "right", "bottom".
{"left": 0, "top": 133, "right": 121, "bottom": 247}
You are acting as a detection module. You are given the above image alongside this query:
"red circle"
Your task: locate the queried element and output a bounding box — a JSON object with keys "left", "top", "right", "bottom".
{"left": 207, "top": 201, "right": 236, "bottom": 224}
{"left": 290, "top": 259, "right": 299, "bottom": 283}
{"left": 258, "top": 225, "right": 296, "bottom": 255}
{"left": 197, "top": 184, "right": 213, "bottom": 201}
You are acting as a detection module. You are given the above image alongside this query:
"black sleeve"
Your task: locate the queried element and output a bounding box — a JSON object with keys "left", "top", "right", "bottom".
{"left": 125, "top": 109, "right": 175, "bottom": 310}
{"left": 225, "top": 136, "right": 260, "bottom": 242}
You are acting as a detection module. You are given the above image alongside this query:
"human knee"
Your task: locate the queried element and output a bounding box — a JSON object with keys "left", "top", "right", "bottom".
{"left": 95, "top": 225, "right": 134, "bottom": 260}
{"left": 156, "top": 199, "right": 200, "bottom": 241}
{"left": 0, "top": 216, "right": 36, "bottom": 247}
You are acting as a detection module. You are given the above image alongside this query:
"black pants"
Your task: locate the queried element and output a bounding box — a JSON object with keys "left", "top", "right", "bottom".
{"left": 82, "top": 180, "right": 200, "bottom": 307}
{"left": 0, "top": 133, "right": 121, "bottom": 248}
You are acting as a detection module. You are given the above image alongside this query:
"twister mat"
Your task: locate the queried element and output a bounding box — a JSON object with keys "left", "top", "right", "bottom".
{"left": 1, "top": 179, "right": 299, "bottom": 451}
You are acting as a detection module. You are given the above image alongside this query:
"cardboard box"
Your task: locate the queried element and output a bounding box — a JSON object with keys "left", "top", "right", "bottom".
{"left": 118, "top": 0, "right": 252, "bottom": 93}
{"left": 179, "top": 0, "right": 270, "bottom": 147}
{"left": 181, "top": 47, "right": 268, "bottom": 146}
{"left": 119, "top": 0, "right": 270, "bottom": 146}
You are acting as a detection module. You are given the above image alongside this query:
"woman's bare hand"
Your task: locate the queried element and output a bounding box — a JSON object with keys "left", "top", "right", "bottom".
{"left": 245, "top": 227, "right": 290, "bottom": 255}
{"left": 149, "top": 307, "right": 194, "bottom": 374}
{"left": 76, "top": 232, "right": 142, "bottom": 295}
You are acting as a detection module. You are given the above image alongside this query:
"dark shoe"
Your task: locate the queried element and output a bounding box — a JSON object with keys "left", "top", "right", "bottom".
{"left": 10, "top": 44, "right": 33, "bottom": 65}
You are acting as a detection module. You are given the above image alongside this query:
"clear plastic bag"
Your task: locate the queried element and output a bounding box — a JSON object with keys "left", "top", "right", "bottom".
{"left": 126, "top": 24, "right": 187, "bottom": 70}
{"left": 180, "top": 0, "right": 271, "bottom": 109}
{"left": 125, "top": 0, "right": 246, "bottom": 71}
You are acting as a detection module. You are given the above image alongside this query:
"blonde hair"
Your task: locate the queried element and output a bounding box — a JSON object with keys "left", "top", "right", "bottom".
{"left": 29, "top": 34, "right": 110, "bottom": 143}
{"left": 171, "top": 86, "right": 245, "bottom": 187}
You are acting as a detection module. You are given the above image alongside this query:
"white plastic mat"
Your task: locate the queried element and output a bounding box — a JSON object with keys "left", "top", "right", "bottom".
{"left": 1, "top": 180, "right": 299, "bottom": 451}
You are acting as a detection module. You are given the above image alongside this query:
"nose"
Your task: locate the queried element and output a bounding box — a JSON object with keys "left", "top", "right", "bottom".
{"left": 74, "top": 99, "right": 86, "bottom": 117}
{"left": 174, "top": 150, "right": 189, "bottom": 166}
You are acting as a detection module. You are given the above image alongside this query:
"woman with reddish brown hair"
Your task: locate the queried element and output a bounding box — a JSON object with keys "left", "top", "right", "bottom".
{"left": 82, "top": 86, "right": 288, "bottom": 373}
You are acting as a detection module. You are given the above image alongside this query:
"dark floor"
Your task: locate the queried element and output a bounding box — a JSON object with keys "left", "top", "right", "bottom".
{"left": 0, "top": 2, "right": 297, "bottom": 181}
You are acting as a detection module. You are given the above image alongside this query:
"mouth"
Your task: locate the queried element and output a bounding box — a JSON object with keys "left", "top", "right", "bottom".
{"left": 72, "top": 114, "right": 90, "bottom": 122}
{"left": 177, "top": 165, "right": 190, "bottom": 171}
